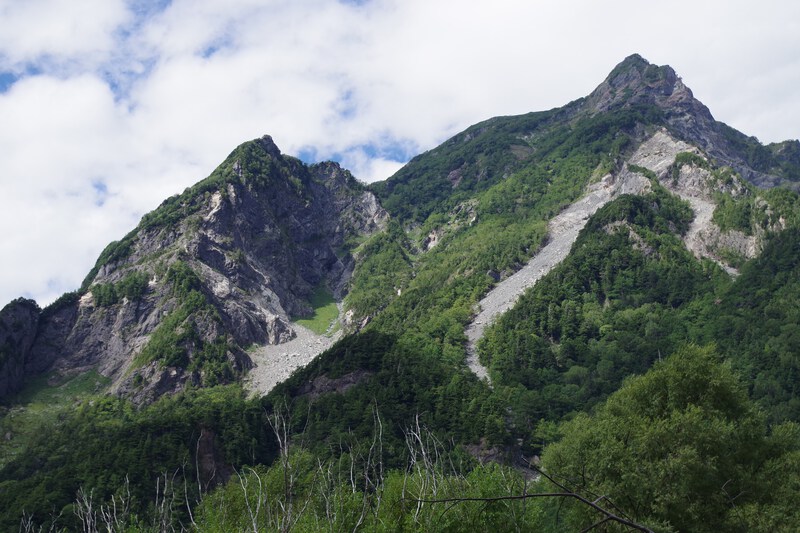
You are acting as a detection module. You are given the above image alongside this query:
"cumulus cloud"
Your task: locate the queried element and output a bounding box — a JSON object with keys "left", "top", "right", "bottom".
{"left": 0, "top": 0, "right": 129, "bottom": 70}
{"left": 0, "top": 0, "right": 799, "bottom": 306}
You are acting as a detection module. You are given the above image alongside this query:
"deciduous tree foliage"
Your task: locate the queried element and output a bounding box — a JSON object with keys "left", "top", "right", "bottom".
{"left": 542, "top": 345, "right": 800, "bottom": 532}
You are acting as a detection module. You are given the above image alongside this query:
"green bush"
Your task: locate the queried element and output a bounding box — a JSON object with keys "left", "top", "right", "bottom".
{"left": 90, "top": 270, "right": 150, "bottom": 307}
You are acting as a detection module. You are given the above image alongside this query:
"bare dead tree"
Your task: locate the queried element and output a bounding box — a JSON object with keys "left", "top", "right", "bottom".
{"left": 353, "top": 402, "right": 384, "bottom": 532}
{"left": 18, "top": 511, "right": 36, "bottom": 533}
{"left": 402, "top": 462, "right": 654, "bottom": 533}
{"left": 266, "top": 401, "right": 293, "bottom": 533}
{"left": 152, "top": 470, "right": 180, "bottom": 533}
{"left": 194, "top": 430, "right": 204, "bottom": 496}
{"left": 74, "top": 487, "right": 98, "bottom": 533}
{"left": 19, "top": 509, "right": 63, "bottom": 533}
{"left": 263, "top": 400, "right": 318, "bottom": 533}
{"left": 99, "top": 475, "right": 131, "bottom": 532}
{"left": 315, "top": 458, "right": 336, "bottom": 528}
{"left": 402, "top": 414, "right": 461, "bottom": 524}
{"left": 235, "top": 466, "right": 264, "bottom": 533}
{"left": 179, "top": 463, "right": 198, "bottom": 531}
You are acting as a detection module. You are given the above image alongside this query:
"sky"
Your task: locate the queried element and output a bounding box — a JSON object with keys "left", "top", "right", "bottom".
{"left": 1, "top": 0, "right": 799, "bottom": 307}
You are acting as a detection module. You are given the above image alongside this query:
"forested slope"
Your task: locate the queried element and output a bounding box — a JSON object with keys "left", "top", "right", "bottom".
{"left": 2, "top": 55, "right": 800, "bottom": 532}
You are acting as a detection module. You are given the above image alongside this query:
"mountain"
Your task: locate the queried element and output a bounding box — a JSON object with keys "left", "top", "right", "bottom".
{"left": 2, "top": 55, "right": 800, "bottom": 531}
{"left": 4, "top": 55, "right": 798, "bottom": 405}
{"left": 0, "top": 135, "right": 386, "bottom": 402}
{"left": 373, "top": 54, "right": 798, "bottom": 225}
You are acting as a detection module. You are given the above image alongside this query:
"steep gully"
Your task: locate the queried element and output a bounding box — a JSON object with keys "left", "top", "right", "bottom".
{"left": 464, "top": 178, "right": 618, "bottom": 382}
{"left": 465, "top": 131, "right": 717, "bottom": 383}
{"left": 246, "top": 305, "right": 343, "bottom": 395}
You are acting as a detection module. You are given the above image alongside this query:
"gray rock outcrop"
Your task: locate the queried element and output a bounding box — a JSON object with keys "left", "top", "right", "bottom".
{"left": 0, "top": 298, "right": 40, "bottom": 398}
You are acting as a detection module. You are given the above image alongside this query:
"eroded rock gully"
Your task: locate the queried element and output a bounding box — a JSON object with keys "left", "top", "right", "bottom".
{"left": 464, "top": 130, "right": 728, "bottom": 382}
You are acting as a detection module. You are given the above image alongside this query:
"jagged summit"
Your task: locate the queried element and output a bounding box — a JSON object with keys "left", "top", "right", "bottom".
{"left": 255, "top": 134, "right": 282, "bottom": 157}
{"left": 583, "top": 55, "right": 799, "bottom": 188}
{"left": 584, "top": 54, "right": 709, "bottom": 120}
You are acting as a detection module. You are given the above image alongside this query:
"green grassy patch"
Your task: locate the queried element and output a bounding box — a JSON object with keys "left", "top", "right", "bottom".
{"left": 0, "top": 371, "right": 110, "bottom": 468}
{"left": 13, "top": 370, "right": 110, "bottom": 405}
{"left": 295, "top": 286, "right": 339, "bottom": 335}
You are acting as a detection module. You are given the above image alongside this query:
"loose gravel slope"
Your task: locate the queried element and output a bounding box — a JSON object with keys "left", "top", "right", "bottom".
{"left": 465, "top": 178, "right": 621, "bottom": 382}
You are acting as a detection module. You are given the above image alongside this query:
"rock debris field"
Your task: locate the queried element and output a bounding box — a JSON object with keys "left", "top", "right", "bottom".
{"left": 464, "top": 130, "right": 725, "bottom": 383}
{"left": 465, "top": 178, "right": 619, "bottom": 383}
{"left": 246, "top": 324, "right": 341, "bottom": 395}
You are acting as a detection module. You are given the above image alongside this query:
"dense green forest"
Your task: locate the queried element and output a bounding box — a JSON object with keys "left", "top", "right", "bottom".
{"left": 4, "top": 344, "right": 799, "bottom": 531}
{"left": 3, "top": 94, "right": 800, "bottom": 531}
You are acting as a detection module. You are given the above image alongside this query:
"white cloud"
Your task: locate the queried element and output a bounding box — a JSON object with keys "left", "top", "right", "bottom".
{"left": 0, "top": 0, "right": 129, "bottom": 70}
{"left": 1, "top": 0, "right": 799, "bottom": 306}
{"left": 337, "top": 147, "right": 406, "bottom": 184}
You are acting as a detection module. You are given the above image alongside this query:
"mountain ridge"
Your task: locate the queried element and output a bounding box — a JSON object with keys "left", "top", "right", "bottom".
{"left": 371, "top": 54, "right": 798, "bottom": 226}
{"left": 2, "top": 54, "right": 799, "bottom": 404}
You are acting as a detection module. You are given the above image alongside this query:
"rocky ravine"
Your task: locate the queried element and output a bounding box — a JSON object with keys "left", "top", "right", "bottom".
{"left": 465, "top": 130, "right": 748, "bottom": 382}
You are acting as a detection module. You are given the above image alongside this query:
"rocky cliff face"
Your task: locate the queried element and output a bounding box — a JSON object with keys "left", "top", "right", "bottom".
{"left": 0, "top": 298, "right": 40, "bottom": 398}
{"left": 3, "top": 136, "right": 387, "bottom": 403}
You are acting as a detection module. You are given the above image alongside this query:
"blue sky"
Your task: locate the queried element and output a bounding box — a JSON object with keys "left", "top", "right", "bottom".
{"left": 1, "top": 0, "right": 799, "bottom": 306}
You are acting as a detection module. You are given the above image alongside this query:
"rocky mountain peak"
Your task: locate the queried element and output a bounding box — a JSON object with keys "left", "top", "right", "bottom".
{"left": 0, "top": 135, "right": 388, "bottom": 403}
{"left": 580, "top": 54, "right": 799, "bottom": 189}
{"left": 585, "top": 54, "right": 706, "bottom": 119}
{"left": 256, "top": 134, "right": 282, "bottom": 158}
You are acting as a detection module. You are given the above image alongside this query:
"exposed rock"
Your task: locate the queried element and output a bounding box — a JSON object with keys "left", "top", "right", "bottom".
{"left": 464, "top": 438, "right": 508, "bottom": 465}
{"left": 0, "top": 298, "right": 40, "bottom": 398}
{"left": 604, "top": 221, "right": 656, "bottom": 256}
{"left": 640, "top": 130, "right": 764, "bottom": 271}
{"left": 419, "top": 199, "right": 478, "bottom": 253}
{"left": 196, "top": 427, "right": 234, "bottom": 490}
{"left": 296, "top": 369, "right": 373, "bottom": 400}
{"left": 447, "top": 167, "right": 464, "bottom": 188}
{"left": 115, "top": 362, "right": 197, "bottom": 404}
{"left": 628, "top": 129, "right": 696, "bottom": 178}
{"left": 423, "top": 229, "right": 443, "bottom": 250}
